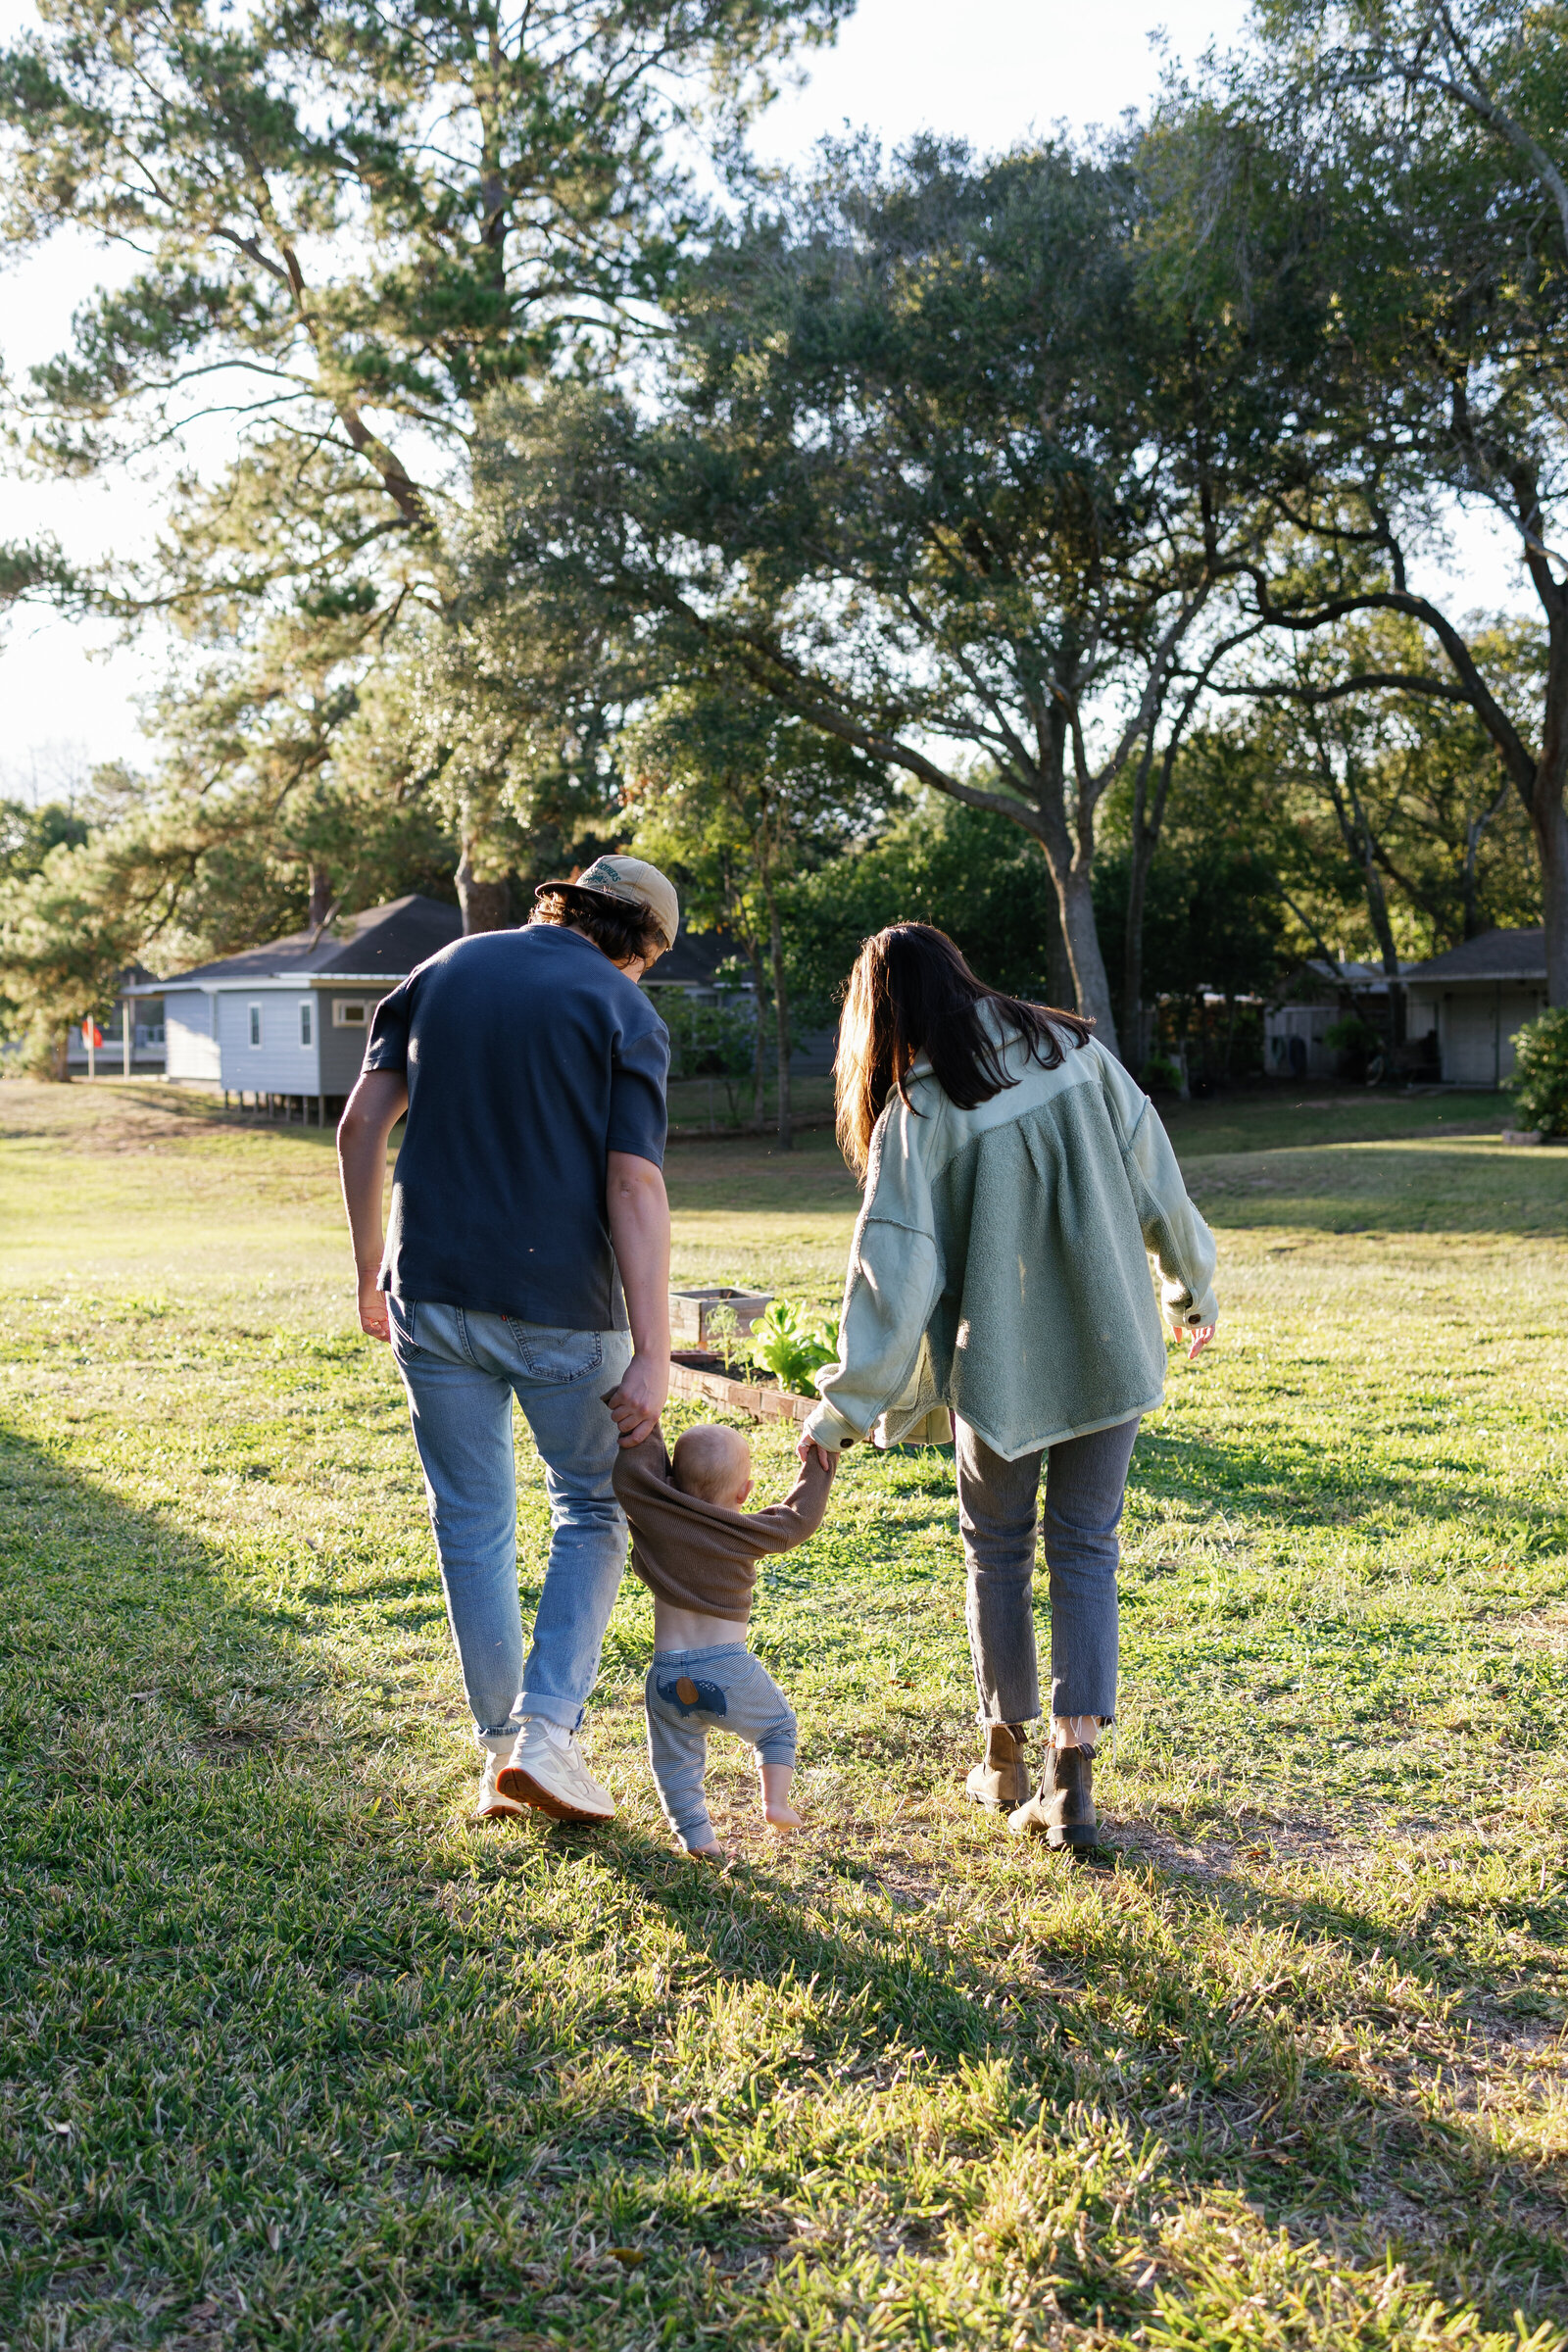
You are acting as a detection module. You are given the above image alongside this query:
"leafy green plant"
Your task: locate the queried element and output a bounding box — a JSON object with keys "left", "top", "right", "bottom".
{"left": 1324, "top": 1015, "right": 1379, "bottom": 1054}
{"left": 704, "top": 1301, "right": 743, "bottom": 1373}
{"left": 1506, "top": 1007, "right": 1568, "bottom": 1135}
{"left": 1141, "top": 1054, "right": 1182, "bottom": 1093}
{"left": 746, "top": 1298, "right": 841, "bottom": 1397}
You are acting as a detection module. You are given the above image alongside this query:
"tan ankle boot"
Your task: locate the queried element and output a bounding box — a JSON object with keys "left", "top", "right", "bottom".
{"left": 964, "top": 1721, "right": 1031, "bottom": 1810}
{"left": 1008, "top": 1743, "right": 1098, "bottom": 1846}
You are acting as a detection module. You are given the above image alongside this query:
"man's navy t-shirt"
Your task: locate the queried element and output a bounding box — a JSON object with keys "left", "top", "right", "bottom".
{"left": 364, "top": 923, "right": 669, "bottom": 1331}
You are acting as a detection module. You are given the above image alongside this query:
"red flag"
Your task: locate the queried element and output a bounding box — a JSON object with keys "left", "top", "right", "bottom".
{"left": 81, "top": 1020, "right": 104, "bottom": 1049}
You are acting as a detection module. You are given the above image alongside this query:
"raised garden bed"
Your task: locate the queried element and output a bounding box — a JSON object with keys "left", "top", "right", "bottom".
{"left": 668, "top": 1348, "right": 814, "bottom": 1426}
{"left": 669, "top": 1285, "right": 771, "bottom": 1349}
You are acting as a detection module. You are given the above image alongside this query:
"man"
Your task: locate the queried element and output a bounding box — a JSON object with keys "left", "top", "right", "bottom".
{"left": 336, "top": 857, "right": 678, "bottom": 1825}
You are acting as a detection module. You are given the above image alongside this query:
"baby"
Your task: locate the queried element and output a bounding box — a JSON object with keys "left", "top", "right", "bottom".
{"left": 612, "top": 1420, "right": 835, "bottom": 1860}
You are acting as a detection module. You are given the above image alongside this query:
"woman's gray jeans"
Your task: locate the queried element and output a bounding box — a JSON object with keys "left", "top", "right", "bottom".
{"left": 954, "top": 1415, "right": 1140, "bottom": 1726}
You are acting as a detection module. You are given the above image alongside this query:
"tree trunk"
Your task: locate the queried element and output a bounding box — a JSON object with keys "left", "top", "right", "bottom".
{"left": 766, "top": 888, "right": 792, "bottom": 1152}
{"left": 456, "top": 835, "right": 511, "bottom": 935}
{"left": 1123, "top": 835, "right": 1154, "bottom": 1075}
{"left": 1054, "top": 860, "right": 1119, "bottom": 1054}
{"left": 1534, "top": 787, "right": 1568, "bottom": 1005}
{"left": 747, "top": 942, "right": 769, "bottom": 1132}
{"left": 308, "top": 861, "right": 333, "bottom": 933}
{"left": 1045, "top": 895, "right": 1074, "bottom": 1012}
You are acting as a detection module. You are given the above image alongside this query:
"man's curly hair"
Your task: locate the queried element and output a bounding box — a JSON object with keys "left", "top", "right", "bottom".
{"left": 533, "top": 886, "right": 665, "bottom": 966}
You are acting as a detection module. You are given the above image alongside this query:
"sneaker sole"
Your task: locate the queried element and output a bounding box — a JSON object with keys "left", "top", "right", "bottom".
{"left": 495, "top": 1764, "right": 614, "bottom": 1824}
{"left": 475, "top": 1794, "right": 527, "bottom": 1822}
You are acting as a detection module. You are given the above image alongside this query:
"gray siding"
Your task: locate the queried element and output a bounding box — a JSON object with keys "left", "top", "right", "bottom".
{"left": 218, "top": 989, "right": 321, "bottom": 1094}
{"left": 318, "top": 990, "right": 393, "bottom": 1095}
{"left": 165, "top": 990, "right": 220, "bottom": 1082}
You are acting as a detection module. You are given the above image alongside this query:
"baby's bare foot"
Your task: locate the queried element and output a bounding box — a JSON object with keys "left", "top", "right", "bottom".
{"left": 684, "top": 1838, "right": 725, "bottom": 1864}
{"left": 763, "top": 1803, "right": 802, "bottom": 1836}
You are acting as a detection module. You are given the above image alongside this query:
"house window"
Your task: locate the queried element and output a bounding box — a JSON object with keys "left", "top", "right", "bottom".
{"left": 332, "top": 999, "right": 369, "bottom": 1029}
{"left": 300, "top": 999, "right": 313, "bottom": 1048}
{"left": 248, "top": 1003, "right": 262, "bottom": 1048}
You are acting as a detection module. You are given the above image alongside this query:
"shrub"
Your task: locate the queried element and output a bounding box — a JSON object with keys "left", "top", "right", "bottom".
{"left": 1506, "top": 1007, "right": 1568, "bottom": 1135}
{"left": 1324, "top": 1015, "right": 1379, "bottom": 1054}
{"left": 1141, "top": 1054, "right": 1182, "bottom": 1094}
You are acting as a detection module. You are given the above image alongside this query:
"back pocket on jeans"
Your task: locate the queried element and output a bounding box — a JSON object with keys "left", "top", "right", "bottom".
{"left": 507, "top": 1323, "right": 605, "bottom": 1383}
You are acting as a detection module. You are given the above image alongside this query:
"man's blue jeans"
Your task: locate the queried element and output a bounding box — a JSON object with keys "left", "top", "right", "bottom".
{"left": 388, "top": 1298, "right": 632, "bottom": 1748}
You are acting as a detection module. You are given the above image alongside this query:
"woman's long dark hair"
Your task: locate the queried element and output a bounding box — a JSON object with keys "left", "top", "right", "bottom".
{"left": 835, "top": 924, "right": 1093, "bottom": 1177}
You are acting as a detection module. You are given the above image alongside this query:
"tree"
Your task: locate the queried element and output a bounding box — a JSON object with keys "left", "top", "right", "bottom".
{"left": 1170, "top": 0, "right": 1568, "bottom": 998}
{"left": 620, "top": 678, "right": 884, "bottom": 1146}
{"left": 778, "top": 789, "right": 1071, "bottom": 1023}
{"left": 1220, "top": 612, "right": 1543, "bottom": 1011}
{"left": 0, "top": 0, "right": 848, "bottom": 923}
{"left": 458, "top": 134, "right": 1299, "bottom": 1054}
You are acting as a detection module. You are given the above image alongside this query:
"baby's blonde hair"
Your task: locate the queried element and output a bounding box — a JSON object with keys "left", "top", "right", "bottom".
{"left": 671, "top": 1423, "right": 752, "bottom": 1504}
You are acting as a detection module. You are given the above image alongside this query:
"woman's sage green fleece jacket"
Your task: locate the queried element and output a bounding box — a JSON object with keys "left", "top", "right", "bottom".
{"left": 803, "top": 1026, "right": 1219, "bottom": 1462}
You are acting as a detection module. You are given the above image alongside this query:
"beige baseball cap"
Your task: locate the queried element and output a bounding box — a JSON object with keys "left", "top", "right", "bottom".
{"left": 535, "top": 854, "right": 679, "bottom": 954}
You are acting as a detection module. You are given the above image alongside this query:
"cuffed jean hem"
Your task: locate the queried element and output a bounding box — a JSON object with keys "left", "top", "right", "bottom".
{"left": 516, "top": 1695, "right": 586, "bottom": 1735}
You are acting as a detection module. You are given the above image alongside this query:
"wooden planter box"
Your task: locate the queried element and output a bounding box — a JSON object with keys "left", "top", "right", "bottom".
{"left": 668, "top": 1348, "right": 813, "bottom": 1426}
{"left": 669, "top": 1286, "right": 772, "bottom": 1348}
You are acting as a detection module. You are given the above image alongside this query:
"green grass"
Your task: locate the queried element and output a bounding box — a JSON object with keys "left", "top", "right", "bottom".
{"left": 2, "top": 1078, "right": 1566, "bottom": 2351}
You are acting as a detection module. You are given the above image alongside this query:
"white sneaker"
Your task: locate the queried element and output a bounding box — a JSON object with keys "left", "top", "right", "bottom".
{"left": 496, "top": 1719, "right": 616, "bottom": 1823}
{"left": 475, "top": 1751, "right": 527, "bottom": 1821}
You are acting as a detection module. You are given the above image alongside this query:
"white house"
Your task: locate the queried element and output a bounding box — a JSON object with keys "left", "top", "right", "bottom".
{"left": 1402, "top": 928, "right": 1547, "bottom": 1087}
{"left": 127, "top": 893, "right": 464, "bottom": 1120}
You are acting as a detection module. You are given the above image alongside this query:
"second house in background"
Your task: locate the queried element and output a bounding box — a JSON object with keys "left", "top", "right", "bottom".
{"left": 125, "top": 895, "right": 465, "bottom": 1122}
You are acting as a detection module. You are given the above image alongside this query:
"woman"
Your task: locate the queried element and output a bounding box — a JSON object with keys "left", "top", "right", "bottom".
{"left": 800, "top": 926, "right": 1216, "bottom": 1847}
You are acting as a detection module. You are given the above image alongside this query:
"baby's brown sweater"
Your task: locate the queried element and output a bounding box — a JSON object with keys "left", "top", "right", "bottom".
{"left": 612, "top": 1429, "right": 834, "bottom": 1622}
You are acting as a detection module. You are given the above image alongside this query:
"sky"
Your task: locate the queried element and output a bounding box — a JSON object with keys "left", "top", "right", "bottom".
{"left": 0, "top": 0, "right": 1531, "bottom": 794}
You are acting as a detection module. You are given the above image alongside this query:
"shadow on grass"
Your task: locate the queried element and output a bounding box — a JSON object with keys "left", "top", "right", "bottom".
{"left": 579, "top": 1817, "right": 1568, "bottom": 2329}
{"left": 2, "top": 1421, "right": 1563, "bottom": 2343}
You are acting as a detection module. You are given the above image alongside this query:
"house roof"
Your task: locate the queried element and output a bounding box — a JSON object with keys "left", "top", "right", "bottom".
{"left": 1402, "top": 927, "right": 1546, "bottom": 985}
{"left": 145, "top": 894, "right": 465, "bottom": 989}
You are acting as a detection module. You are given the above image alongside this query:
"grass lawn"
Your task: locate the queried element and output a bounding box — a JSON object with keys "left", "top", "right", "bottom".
{"left": 1, "top": 1078, "right": 1565, "bottom": 2352}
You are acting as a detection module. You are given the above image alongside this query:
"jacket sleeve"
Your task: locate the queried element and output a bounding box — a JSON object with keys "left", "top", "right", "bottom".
{"left": 804, "top": 1098, "right": 945, "bottom": 1450}
{"left": 1097, "top": 1049, "right": 1218, "bottom": 1329}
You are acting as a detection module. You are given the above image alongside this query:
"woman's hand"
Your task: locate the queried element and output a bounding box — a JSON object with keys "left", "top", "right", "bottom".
{"left": 797, "top": 1436, "right": 838, "bottom": 1473}
{"left": 1172, "top": 1320, "right": 1214, "bottom": 1362}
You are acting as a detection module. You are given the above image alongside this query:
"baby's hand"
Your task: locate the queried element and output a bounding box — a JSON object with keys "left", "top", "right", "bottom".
{"left": 796, "top": 1437, "right": 838, "bottom": 1473}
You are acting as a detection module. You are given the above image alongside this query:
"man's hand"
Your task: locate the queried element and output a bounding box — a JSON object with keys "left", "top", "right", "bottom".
{"left": 1172, "top": 1320, "right": 1215, "bottom": 1363}
{"left": 797, "top": 1436, "right": 838, "bottom": 1473}
{"left": 358, "top": 1268, "right": 391, "bottom": 1344}
{"left": 604, "top": 1354, "right": 668, "bottom": 1447}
